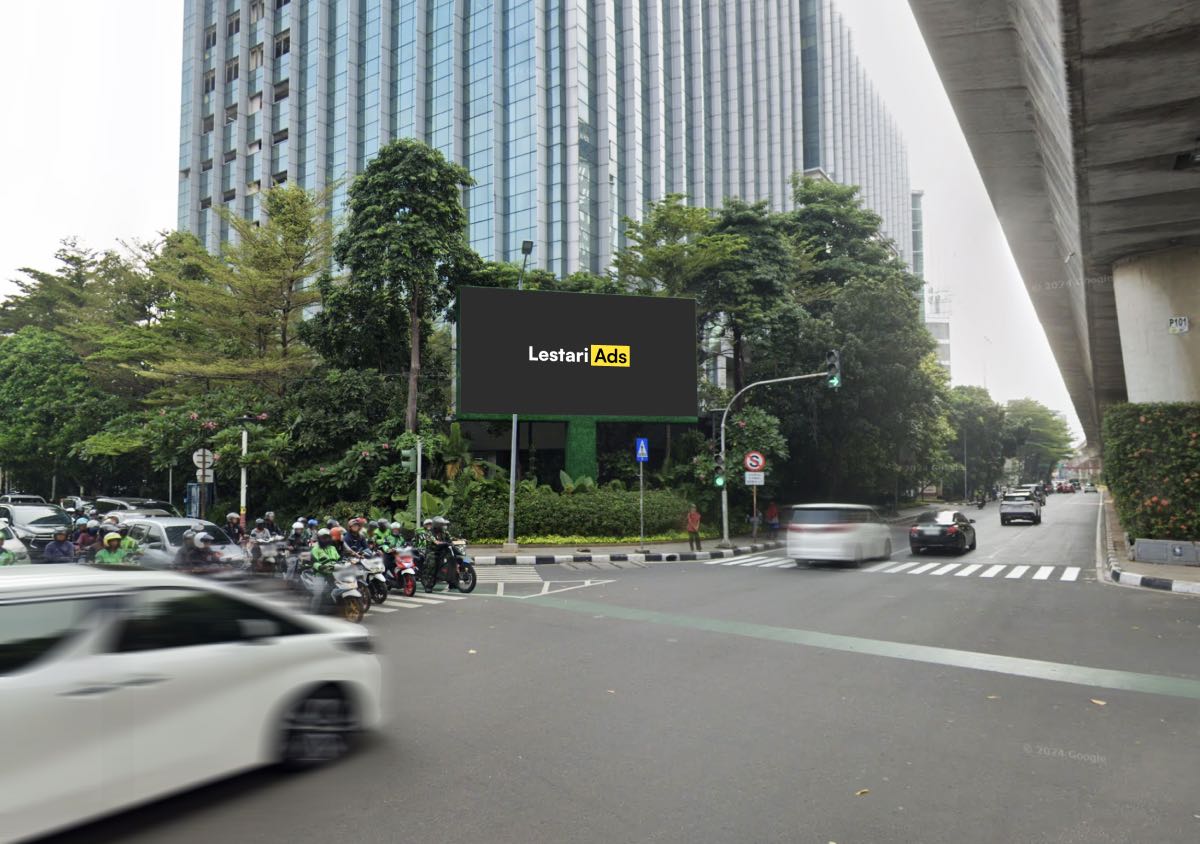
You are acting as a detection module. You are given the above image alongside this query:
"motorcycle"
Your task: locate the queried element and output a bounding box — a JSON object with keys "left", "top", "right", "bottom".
{"left": 418, "top": 538, "right": 477, "bottom": 594}
{"left": 384, "top": 545, "right": 419, "bottom": 598}
{"left": 356, "top": 553, "right": 389, "bottom": 605}
{"left": 975, "top": 499, "right": 987, "bottom": 510}
{"left": 301, "top": 561, "right": 367, "bottom": 623}
{"left": 248, "top": 535, "right": 287, "bottom": 574}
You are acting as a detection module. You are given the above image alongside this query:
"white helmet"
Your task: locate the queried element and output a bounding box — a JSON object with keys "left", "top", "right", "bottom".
{"left": 317, "top": 528, "right": 332, "bottom": 537}
{"left": 87, "top": 519, "right": 100, "bottom": 529}
{"left": 226, "top": 512, "right": 239, "bottom": 521}
{"left": 389, "top": 522, "right": 402, "bottom": 530}
{"left": 422, "top": 518, "right": 434, "bottom": 527}
{"left": 292, "top": 521, "right": 305, "bottom": 531}
{"left": 193, "top": 532, "right": 213, "bottom": 549}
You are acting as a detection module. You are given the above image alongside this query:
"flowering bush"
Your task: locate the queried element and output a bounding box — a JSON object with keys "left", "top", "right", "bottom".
{"left": 1103, "top": 403, "right": 1200, "bottom": 541}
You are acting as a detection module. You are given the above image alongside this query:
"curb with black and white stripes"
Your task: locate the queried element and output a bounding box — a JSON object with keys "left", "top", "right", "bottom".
{"left": 1098, "top": 492, "right": 1200, "bottom": 596}
{"left": 476, "top": 541, "right": 784, "bottom": 566}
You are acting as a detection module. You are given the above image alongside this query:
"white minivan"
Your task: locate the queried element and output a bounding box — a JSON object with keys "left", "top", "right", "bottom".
{"left": 786, "top": 503, "right": 893, "bottom": 566}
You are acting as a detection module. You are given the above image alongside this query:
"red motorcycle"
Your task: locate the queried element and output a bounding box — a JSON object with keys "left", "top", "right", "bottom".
{"left": 385, "top": 545, "right": 418, "bottom": 598}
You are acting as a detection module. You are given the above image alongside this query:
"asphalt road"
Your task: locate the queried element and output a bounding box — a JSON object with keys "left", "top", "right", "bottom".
{"left": 44, "top": 492, "right": 1200, "bottom": 844}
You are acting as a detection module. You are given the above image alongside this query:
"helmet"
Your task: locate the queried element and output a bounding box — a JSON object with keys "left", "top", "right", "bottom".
{"left": 104, "top": 532, "right": 121, "bottom": 545}
{"left": 116, "top": 524, "right": 130, "bottom": 534}
{"left": 307, "top": 518, "right": 318, "bottom": 527}
{"left": 182, "top": 529, "right": 196, "bottom": 541}
{"left": 75, "top": 517, "right": 88, "bottom": 526}
{"left": 265, "top": 511, "right": 275, "bottom": 519}
{"left": 87, "top": 519, "right": 100, "bottom": 529}
{"left": 255, "top": 518, "right": 265, "bottom": 526}
{"left": 193, "top": 532, "right": 213, "bottom": 549}
{"left": 103, "top": 515, "right": 119, "bottom": 523}
{"left": 317, "top": 528, "right": 331, "bottom": 538}
{"left": 292, "top": 521, "right": 305, "bottom": 531}
{"left": 330, "top": 527, "right": 344, "bottom": 541}
{"left": 432, "top": 516, "right": 449, "bottom": 527}
{"left": 422, "top": 518, "right": 433, "bottom": 527}
{"left": 54, "top": 526, "right": 68, "bottom": 536}
{"left": 226, "top": 512, "right": 238, "bottom": 521}
{"left": 377, "top": 518, "right": 389, "bottom": 529}
{"left": 325, "top": 518, "right": 338, "bottom": 528}
{"left": 390, "top": 522, "right": 402, "bottom": 531}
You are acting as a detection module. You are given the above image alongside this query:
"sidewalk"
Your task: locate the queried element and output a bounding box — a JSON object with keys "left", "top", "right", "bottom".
{"left": 1099, "top": 492, "right": 1200, "bottom": 596}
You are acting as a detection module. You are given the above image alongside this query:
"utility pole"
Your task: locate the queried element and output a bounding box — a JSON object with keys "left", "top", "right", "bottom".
{"left": 505, "top": 240, "right": 535, "bottom": 551}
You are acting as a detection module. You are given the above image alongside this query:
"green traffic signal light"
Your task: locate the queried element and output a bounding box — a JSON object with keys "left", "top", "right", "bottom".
{"left": 714, "top": 474, "right": 725, "bottom": 488}
{"left": 825, "top": 349, "right": 842, "bottom": 389}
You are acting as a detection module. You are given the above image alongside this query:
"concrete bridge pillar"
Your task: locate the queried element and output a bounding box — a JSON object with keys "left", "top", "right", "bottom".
{"left": 1112, "top": 247, "right": 1200, "bottom": 403}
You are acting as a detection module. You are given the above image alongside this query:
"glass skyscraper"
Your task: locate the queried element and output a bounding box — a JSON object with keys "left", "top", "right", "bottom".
{"left": 178, "top": 0, "right": 913, "bottom": 275}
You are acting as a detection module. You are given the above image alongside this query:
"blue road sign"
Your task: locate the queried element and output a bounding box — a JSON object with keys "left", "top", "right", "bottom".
{"left": 635, "top": 437, "right": 650, "bottom": 463}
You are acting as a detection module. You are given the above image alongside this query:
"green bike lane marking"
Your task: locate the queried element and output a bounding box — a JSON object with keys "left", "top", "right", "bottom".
{"left": 512, "top": 595, "right": 1200, "bottom": 701}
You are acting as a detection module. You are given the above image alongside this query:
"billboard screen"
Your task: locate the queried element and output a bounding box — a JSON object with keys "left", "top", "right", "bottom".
{"left": 457, "top": 287, "right": 697, "bottom": 418}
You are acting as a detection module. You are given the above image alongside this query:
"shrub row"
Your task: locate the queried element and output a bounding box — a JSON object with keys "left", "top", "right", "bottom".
{"left": 1102, "top": 403, "right": 1200, "bottom": 541}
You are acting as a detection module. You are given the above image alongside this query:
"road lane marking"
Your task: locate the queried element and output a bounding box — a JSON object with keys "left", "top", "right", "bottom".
{"left": 931, "top": 564, "right": 961, "bottom": 576}
{"left": 735, "top": 557, "right": 773, "bottom": 566}
{"left": 909, "top": 563, "right": 941, "bottom": 574}
{"left": 882, "top": 562, "right": 918, "bottom": 573}
{"left": 1061, "top": 567, "right": 1081, "bottom": 582}
{"left": 1005, "top": 565, "right": 1030, "bottom": 579}
{"left": 722, "top": 558, "right": 751, "bottom": 566}
{"left": 864, "top": 561, "right": 896, "bottom": 572}
{"left": 981, "top": 565, "right": 1006, "bottom": 578}
{"left": 758, "top": 560, "right": 793, "bottom": 568}
{"left": 515, "top": 595, "right": 1200, "bottom": 702}
{"left": 1033, "top": 566, "right": 1054, "bottom": 580}
{"left": 955, "top": 564, "right": 983, "bottom": 577}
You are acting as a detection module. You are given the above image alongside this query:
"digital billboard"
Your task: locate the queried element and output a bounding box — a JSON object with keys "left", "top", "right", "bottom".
{"left": 457, "top": 287, "right": 697, "bottom": 418}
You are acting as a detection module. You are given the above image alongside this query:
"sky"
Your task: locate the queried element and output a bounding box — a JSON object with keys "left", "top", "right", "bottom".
{"left": 0, "top": 0, "right": 1082, "bottom": 441}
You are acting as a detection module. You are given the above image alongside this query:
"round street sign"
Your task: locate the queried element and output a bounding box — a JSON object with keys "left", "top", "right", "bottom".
{"left": 192, "top": 448, "right": 214, "bottom": 469}
{"left": 743, "top": 451, "right": 766, "bottom": 472}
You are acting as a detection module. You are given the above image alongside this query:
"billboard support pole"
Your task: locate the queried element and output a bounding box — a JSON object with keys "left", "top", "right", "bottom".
{"left": 719, "top": 371, "right": 826, "bottom": 547}
{"left": 505, "top": 241, "right": 535, "bottom": 551}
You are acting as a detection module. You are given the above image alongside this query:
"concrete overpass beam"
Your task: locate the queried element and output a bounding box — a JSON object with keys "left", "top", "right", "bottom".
{"left": 1112, "top": 247, "right": 1200, "bottom": 402}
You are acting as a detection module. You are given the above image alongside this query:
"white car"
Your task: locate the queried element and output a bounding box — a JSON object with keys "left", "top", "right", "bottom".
{"left": 0, "top": 521, "right": 31, "bottom": 564}
{"left": 786, "top": 503, "right": 893, "bottom": 565}
{"left": 1000, "top": 492, "right": 1042, "bottom": 525}
{"left": 0, "top": 566, "right": 383, "bottom": 842}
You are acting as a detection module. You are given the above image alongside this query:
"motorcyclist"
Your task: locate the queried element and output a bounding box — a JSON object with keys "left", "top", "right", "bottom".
{"left": 261, "top": 511, "right": 279, "bottom": 535}
{"left": 249, "top": 518, "right": 274, "bottom": 543}
{"left": 425, "top": 516, "right": 459, "bottom": 589}
{"left": 370, "top": 518, "right": 391, "bottom": 548}
{"left": 70, "top": 517, "right": 89, "bottom": 544}
{"left": 308, "top": 528, "right": 343, "bottom": 612}
{"left": 93, "top": 532, "right": 132, "bottom": 567}
{"left": 76, "top": 519, "right": 103, "bottom": 555}
{"left": 117, "top": 523, "right": 139, "bottom": 553}
{"left": 43, "top": 527, "right": 77, "bottom": 563}
{"left": 329, "top": 526, "right": 354, "bottom": 559}
{"left": 303, "top": 517, "right": 319, "bottom": 544}
{"left": 286, "top": 520, "right": 309, "bottom": 554}
{"left": 0, "top": 545, "right": 16, "bottom": 566}
{"left": 225, "top": 512, "right": 245, "bottom": 542}
{"left": 345, "top": 518, "right": 370, "bottom": 555}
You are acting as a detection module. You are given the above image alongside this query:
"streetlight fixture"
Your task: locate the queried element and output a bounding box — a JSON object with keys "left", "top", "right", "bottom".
{"left": 505, "top": 240, "right": 535, "bottom": 551}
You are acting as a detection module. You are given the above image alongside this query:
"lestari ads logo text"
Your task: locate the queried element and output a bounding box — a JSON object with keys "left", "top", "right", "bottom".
{"left": 528, "top": 344, "right": 631, "bottom": 368}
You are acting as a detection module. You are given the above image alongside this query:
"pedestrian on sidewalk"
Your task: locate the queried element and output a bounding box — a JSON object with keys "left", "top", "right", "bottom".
{"left": 765, "top": 500, "right": 780, "bottom": 540}
{"left": 686, "top": 504, "right": 702, "bottom": 551}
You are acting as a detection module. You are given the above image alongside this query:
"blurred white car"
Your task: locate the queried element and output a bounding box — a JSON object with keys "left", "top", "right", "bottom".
{"left": 0, "top": 521, "right": 31, "bottom": 564}
{"left": 0, "top": 566, "right": 383, "bottom": 842}
{"left": 786, "top": 503, "right": 893, "bottom": 565}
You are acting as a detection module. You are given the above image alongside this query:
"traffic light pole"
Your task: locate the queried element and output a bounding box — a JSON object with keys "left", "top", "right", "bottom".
{"left": 719, "top": 371, "right": 828, "bottom": 547}
{"left": 416, "top": 437, "right": 423, "bottom": 526}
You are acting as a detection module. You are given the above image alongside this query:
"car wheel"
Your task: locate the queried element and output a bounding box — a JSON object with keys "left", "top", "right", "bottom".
{"left": 1000, "top": 517, "right": 1008, "bottom": 526}
{"left": 280, "top": 685, "right": 356, "bottom": 770}
{"left": 969, "top": 535, "right": 977, "bottom": 551}
{"left": 881, "top": 540, "right": 892, "bottom": 560}
{"left": 1035, "top": 515, "right": 1042, "bottom": 525}
{"left": 910, "top": 545, "right": 921, "bottom": 555}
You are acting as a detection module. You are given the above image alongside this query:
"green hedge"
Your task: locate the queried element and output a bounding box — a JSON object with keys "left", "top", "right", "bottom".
{"left": 1103, "top": 403, "right": 1200, "bottom": 541}
{"left": 452, "top": 483, "right": 691, "bottom": 540}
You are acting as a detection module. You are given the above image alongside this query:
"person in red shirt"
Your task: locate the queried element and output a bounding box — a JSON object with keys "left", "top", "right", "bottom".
{"left": 765, "top": 500, "right": 780, "bottom": 540}
{"left": 686, "top": 504, "right": 702, "bottom": 551}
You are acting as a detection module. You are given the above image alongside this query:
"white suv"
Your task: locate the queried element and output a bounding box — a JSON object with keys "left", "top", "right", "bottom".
{"left": 1000, "top": 492, "right": 1042, "bottom": 525}
{"left": 787, "top": 503, "right": 893, "bottom": 565}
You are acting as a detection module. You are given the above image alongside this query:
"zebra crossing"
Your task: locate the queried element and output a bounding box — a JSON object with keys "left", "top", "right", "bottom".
{"left": 366, "top": 591, "right": 473, "bottom": 614}
{"left": 474, "top": 566, "right": 544, "bottom": 583}
{"left": 863, "top": 560, "right": 1085, "bottom": 582}
{"left": 700, "top": 551, "right": 1090, "bottom": 584}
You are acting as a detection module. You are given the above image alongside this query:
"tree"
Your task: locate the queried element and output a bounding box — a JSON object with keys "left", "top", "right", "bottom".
{"left": 946, "top": 385, "right": 1008, "bottom": 498}
{"left": 1004, "top": 398, "right": 1073, "bottom": 482}
{"left": 332, "top": 139, "right": 473, "bottom": 432}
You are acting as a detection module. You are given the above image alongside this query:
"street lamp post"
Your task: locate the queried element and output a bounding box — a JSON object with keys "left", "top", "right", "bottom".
{"left": 505, "top": 240, "right": 535, "bottom": 551}
{"left": 236, "top": 415, "right": 257, "bottom": 533}
{"left": 719, "top": 370, "right": 828, "bottom": 546}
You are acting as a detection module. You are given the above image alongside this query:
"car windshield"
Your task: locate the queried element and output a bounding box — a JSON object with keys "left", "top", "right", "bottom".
{"left": 10, "top": 506, "right": 71, "bottom": 527}
{"left": 791, "top": 508, "right": 871, "bottom": 524}
{"left": 163, "top": 524, "right": 235, "bottom": 547}
{"left": 141, "top": 500, "right": 181, "bottom": 516}
{"left": 915, "top": 511, "right": 956, "bottom": 524}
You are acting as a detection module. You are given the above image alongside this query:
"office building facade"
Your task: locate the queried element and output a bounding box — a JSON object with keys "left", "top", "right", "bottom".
{"left": 178, "top": 0, "right": 913, "bottom": 275}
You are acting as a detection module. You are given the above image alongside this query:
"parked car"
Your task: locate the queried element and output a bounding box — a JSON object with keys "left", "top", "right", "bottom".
{"left": 1000, "top": 492, "right": 1042, "bottom": 525}
{"left": 786, "top": 503, "right": 893, "bottom": 566}
{"left": 0, "top": 503, "right": 74, "bottom": 558}
{"left": 0, "top": 564, "right": 382, "bottom": 842}
{"left": 0, "top": 521, "right": 32, "bottom": 564}
{"left": 94, "top": 497, "right": 182, "bottom": 517}
{"left": 0, "top": 493, "right": 46, "bottom": 505}
{"left": 123, "top": 517, "right": 249, "bottom": 567}
{"left": 909, "top": 510, "right": 977, "bottom": 554}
